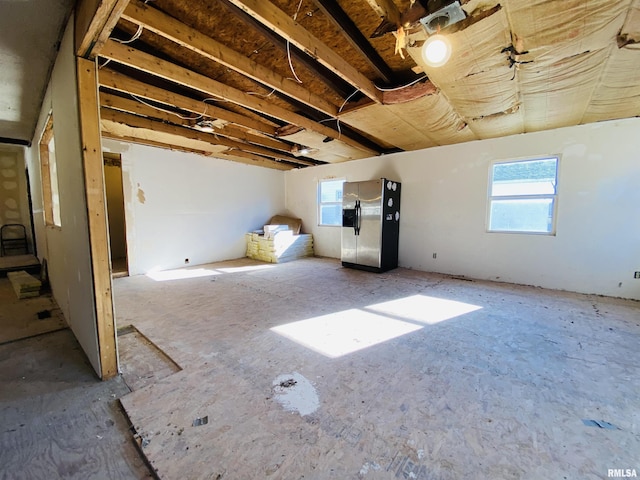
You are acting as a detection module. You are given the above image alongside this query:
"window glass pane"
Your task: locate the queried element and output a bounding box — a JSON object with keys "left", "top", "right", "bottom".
{"left": 320, "top": 180, "right": 344, "bottom": 203}
{"left": 489, "top": 198, "right": 554, "bottom": 233}
{"left": 320, "top": 204, "right": 342, "bottom": 226}
{"left": 492, "top": 158, "right": 557, "bottom": 196}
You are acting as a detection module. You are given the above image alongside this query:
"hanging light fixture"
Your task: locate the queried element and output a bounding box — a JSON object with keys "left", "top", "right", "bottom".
{"left": 422, "top": 34, "right": 452, "bottom": 68}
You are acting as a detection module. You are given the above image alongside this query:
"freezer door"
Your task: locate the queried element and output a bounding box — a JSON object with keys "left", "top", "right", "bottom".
{"left": 356, "top": 179, "right": 383, "bottom": 268}
{"left": 341, "top": 182, "right": 359, "bottom": 264}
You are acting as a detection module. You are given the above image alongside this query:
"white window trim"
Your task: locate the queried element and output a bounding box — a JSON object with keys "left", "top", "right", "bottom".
{"left": 486, "top": 156, "right": 559, "bottom": 235}
{"left": 317, "top": 178, "right": 345, "bottom": 227}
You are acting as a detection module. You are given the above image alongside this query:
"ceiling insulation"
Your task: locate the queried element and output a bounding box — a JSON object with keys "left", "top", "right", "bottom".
{"left": 79, "top": 0, "right": 640, "bottom": 169}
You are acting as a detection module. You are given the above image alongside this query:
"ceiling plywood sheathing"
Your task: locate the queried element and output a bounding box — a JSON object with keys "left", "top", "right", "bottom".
{"left": 64, "top": 0, "right": 639, "bottom": 168}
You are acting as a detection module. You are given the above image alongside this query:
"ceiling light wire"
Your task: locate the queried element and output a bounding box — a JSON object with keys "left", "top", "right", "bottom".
{"left": 113, "top": 25, "right": 144, "bottom": 45}
{"left": 286, "top": 41, "right": 303, "bottom": 84}
{"left": 375, "top": 74, "right": 428, "bottom": 92}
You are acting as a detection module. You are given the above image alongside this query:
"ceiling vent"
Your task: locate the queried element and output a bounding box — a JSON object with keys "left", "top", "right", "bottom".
{"left": 419, "top": 1, "right": 466, "bottom": 35}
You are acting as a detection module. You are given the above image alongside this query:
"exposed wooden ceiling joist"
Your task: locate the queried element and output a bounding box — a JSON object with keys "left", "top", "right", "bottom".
{"left": 76, "top": 0, "right": 131, "bottom": 58}
{"left": 312, "top": 0, "right": 396, "bottom": 84}
{"left": 99, "top": 39, "right": 380, "bottom": 157}
{"left": 121, "top": 0, "right": 339, "bottom": 118}
{"left": 101, "top": 127, "right": 294, "bottom": 170}
{"left": 225, "top": 0, "right": 384, "bottom": 104}
{"left": 100, "top": 108, "right": 317, "bottom": 166}
{"left": 99, "top": 91, "right": 293, "bottom": 153}
{"left": 364, "top": 0, "right": 401, "bottom": 28}
{"left": 218, "top": 0, "right": 356, "bottom": 100}
{"left": 98, "top": 69, "right": 279, "bottom": 135}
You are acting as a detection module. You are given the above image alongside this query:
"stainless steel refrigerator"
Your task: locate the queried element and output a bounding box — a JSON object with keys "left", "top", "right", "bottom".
{"left": 341, "top": 178, "right": 401, "bottom": 273}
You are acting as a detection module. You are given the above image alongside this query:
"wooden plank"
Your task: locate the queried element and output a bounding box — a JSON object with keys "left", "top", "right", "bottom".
{"left": 76, "top": 0, "right": 131, "bottom": 58}
{"left": 100, "top": 109, "right": 315, "bottom": 166}
{"left": 93, "top": 0, "right": 131, "bottom": 55}
{"left": 312, "top": 0, "right": 395, "bottom": 83}
{"left": 76, "top": 57, "right": 118, "bottom": 380}
{"left": 38, "top": 116, "right": 54, "bottom": 227}
{"left": 99, "top": 40, "right": 379, "bottom": 156}
{"left": 226, "top": 0, "right": 383, "bottom": 103}
{"left": 99, "top": 92, "right": 293, "bottom": 153}
{"left": 101, "top": 123, "right": 294, "bottom": 171}
{"left": 364, "top": 0, "right": 401, "bottom": 26}
{"left": 122, "top": 0, "right": 338, "bottom": 117}
{"left": 99, "top": 69, "right": 279, "bottom": 135}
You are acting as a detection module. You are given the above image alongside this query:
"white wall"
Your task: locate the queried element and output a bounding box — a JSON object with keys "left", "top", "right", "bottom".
{"left": 285, "top": 118, "right": 640, "bottom": 300}
{"left": 27, "top": 18, "right": 101, "bottom": 375}
{"left": 0, "top": 145, "right": 33, "bottom": 252}
{"left": 102, "top": 140, "right": 286, "bottom": 275}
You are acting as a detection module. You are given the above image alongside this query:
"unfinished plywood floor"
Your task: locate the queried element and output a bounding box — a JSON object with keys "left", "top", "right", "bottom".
{"left": 113, "top": 257, "right": 640, "bottom": 480}
{"left": 0, "top": 328, "right": 153, "bottom": 479}
{"left": 0, "top": 277, "right": 65, "bottom": 344}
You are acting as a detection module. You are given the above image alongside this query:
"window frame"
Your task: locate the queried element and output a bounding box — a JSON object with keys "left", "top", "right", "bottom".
{"left": 487, "top": 156, "right": 559, "bottom": 235}
{"left": 39, "top": 115, "right": 62, "bottom": 228}
{"left": 317, "top": 178, "right": 345, "bottom": 227}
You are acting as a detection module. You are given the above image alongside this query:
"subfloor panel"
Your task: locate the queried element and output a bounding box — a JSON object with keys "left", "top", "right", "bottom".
{"left": 113, "top": 257, "right": 640, "bottom": 480}
{"left": 0, "top": 329, "right": 153, "bottom": 479}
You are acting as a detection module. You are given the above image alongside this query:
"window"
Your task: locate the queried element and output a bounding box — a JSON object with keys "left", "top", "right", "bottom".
{"left": 318, "top": 179, "right": 345, "bottom": 226}
{"left": 39, "top": 115, "right": 61, "bottom": 227}
{"left": 488, "top": 157, "right": 558, "bottom": 234}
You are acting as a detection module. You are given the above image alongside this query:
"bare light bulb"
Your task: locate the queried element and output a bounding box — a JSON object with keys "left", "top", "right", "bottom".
{"left": 422, "top": 34, "right": 452, "bottom": 68}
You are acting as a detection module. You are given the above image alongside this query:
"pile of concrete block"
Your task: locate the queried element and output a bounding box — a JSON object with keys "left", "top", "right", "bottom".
{"left": 246, "top": 230, "right": 313, "bottom": 263}
{"left": 7, "top": 270, "right": 41, "bottom": 299}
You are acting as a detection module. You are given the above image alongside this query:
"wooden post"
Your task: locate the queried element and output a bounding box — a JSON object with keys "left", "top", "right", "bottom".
{"left": 76, "top": 56, "right": 118, "bottom": 380}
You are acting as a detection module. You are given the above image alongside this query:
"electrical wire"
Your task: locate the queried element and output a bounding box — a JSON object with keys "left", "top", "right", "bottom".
{"left": 129, "top": 94, "right": 203, "bottom": 120}
{"left": 286, "top": 41, "right": 303, "bottom": 84}
{"left": 113, "top": 25, "right": 143, "bottom": 44}
{"left": 286, "top": 0, "right": 305, "bottom": 84}
{"left": 374, "top": 74, "right": 428, "bottom": 92}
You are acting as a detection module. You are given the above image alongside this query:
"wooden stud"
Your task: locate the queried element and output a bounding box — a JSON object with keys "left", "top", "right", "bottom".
{"left": 122, "top": 0, "right": 339, "bottom": 117}
{"left": 226, "top": 0, "right": 383, "bottom": 103}
{"left": 38, "top": 116, "right": 55, "bottom": 227}
{"left": 99, "top": 41, "right": 379, "bottom": 156}
{"left": 76, "top": 57, "right": 118, "bottom": 380}
{"left": 76, "top": 0, "right": 131, "bottom": 58}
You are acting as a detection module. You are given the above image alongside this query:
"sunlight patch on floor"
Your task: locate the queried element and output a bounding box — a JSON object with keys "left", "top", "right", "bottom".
{"left": 271, "top": 295, "right": 482, "bottom": 358}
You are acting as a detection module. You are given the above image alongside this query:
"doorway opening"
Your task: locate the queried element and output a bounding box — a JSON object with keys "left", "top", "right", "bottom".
{"left": 103, "top": 153, "right": 128, "bottom": 278}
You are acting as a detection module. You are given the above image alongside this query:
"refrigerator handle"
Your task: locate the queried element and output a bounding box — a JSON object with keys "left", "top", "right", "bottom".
{"left": 355, "top": 200, "right": 361, "bottom": 236}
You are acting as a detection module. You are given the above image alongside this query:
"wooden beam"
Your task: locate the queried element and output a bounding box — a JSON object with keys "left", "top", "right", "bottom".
{"left": 76, "top": 0, "right": 131, "bottom": 58}
{"left": 100, "top": 108, "right": 316, "bottom": 166}
{"left": 312, "top": 0, "right": 395, "bottom": 84}
{"left": 218, "top": 0, "right": 355, "bottom": 99}
{"left": 99, "top": 40, "right": 379, "bottom": 156}
{"left": 365, "top": 0, "right": 401, "bottom": 26}
{"left": 99, "top": 92, "right": 293, "bottom": 152}
{"left": 98, "top": 69, "right": 278, "bottom": 135}
{"left": 76, "top": 57, "right": 118, "bottom": 380}
{"left": 225, "top": 0, "right": 383, "bottom": 104}
{"left": 122, "top": 0, "right": 339, "bottom": 117}
{"left": 38, "top": 116, "right": 54, "bottom": 227}
{"left": 100, "top": 124, "right": 294, "bottom": 171}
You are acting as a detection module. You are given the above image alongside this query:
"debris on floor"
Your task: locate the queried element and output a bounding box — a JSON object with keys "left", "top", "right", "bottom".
{"left": 36, "top": 309, "right": 51, "bottom": 320}
{"left": 272, "top": 372, "right": 319, "bottom": 416}
{"left": 192, "top": 416, "right": 209, "bottom": 427}
{"left": 582, "top": 419, "right": 619, "bottom": 430}
{"left": 7, "top": 270, "right": 41, "bottom": 299}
